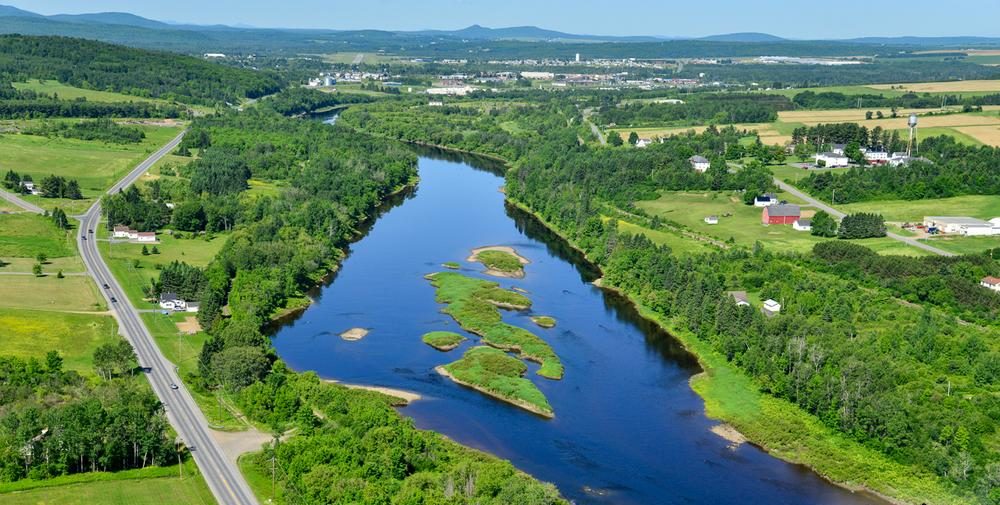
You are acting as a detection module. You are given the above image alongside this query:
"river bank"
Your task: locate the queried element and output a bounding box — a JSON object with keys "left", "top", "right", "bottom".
{"left": 507, "top": 198, "right": 965, "bottom": 505}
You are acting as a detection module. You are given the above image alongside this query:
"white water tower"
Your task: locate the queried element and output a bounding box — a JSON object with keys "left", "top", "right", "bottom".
{"left": 907, "top": 113, "right": 918, "bottom": 156}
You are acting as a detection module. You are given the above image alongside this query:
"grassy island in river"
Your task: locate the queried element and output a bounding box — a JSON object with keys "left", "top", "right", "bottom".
{"left": 426, "top": 271, "right": 563, "bottom": 379}
{"left": 422, "top": 331, "right": 466, "bottom": 351}
{"left": 469, "top": 247, "right": 528, "bottom": 278}
{"left": 531, "top": 316, "right": 557, "bottom": 328}
{"left": 438, "top": 347, "right": 554, "bottom": 418}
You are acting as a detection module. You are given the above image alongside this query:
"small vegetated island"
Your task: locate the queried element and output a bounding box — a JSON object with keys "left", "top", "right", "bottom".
{"left": 531, "top": 316, "right": 557, "bottom": 328}
{"left": 422, "top": 330, "right": 466, "bottom": 351}
{"left": 468, "top": 246, "right": 529, "bottom": 278}
{"left": 425, "top": 270, "right": 563, "bottom": 416}
{"left": 437, "top": 346, "right": 554, "bottom": 418}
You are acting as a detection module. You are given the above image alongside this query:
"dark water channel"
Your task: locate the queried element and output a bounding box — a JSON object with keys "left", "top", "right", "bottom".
{"left": 271, "top": 142, "right": 885, "bottom": 505}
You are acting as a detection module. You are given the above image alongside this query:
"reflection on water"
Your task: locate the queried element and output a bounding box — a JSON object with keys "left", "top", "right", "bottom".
{"left": 270, "top": 146, "right": 884, "bottom": 505}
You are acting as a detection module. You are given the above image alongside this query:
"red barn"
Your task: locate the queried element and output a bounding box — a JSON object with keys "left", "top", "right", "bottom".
{"left": 762, "top": 204, "right": 800, "bottom": 225}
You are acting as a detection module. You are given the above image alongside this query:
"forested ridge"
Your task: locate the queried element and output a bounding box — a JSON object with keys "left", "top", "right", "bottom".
{"left": 0, "top": 35, "right": 283, "bottom": 106}
{"left": 595, "top": 94, "right": 792, "bottom": 126}
{"left": 346, "top": 97, "right": 1000, "bottom": 503}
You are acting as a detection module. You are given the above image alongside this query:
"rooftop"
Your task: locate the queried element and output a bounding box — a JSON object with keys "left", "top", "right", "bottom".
{"left": 926, "top": 216, "right": 990, "bottom": 226}
{"left": 768, "top": 204, "right": 801, "bottom": 217}
{"left": 983, "top": 276, "right": 1000, "bottom": 285}
{"left": 689, "top": 155, "right": 709, "bottom": 163}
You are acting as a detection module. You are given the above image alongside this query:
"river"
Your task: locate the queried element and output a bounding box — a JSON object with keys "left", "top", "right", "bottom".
{"left": 270, "top": 143, "right": 885, "bottom": 504}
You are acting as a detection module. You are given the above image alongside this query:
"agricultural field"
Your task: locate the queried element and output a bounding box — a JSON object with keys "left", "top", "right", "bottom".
{"left": 98, "top": 225, "right": 230, "bottom": 308}
{"left": 0, "top": 213, "right": 75, "bottom": 258}
{"left": 0, "top": 308, "right": 116, "bottom": 373}
{"left": 920, "top": 236, "right": 1000, "bottom": 255}
{"left": 635, "top": 191, "right": 928, "bottom": 256}
{"left": 0, "top": 275, "right": 104, "bottom": 312}
{"left": 837, "top": 195, "right": 1000, "bottom": 222}
{"left": 770, "top": 164, "right": 849, "bottom": 183}
{"left": 611, "top": 123, "right": 794, "bottom": 146}
{"left": 611, "top": 219, "right": 717, "bottom": 256}
{"left": 12, "top": 79, "right": 213, "bottom": 114}
{"left": 868, "top": 79, "right": 1000, "bottom": 93}
{"left": 2, "top": 123, "right": 183, "bottom": 204}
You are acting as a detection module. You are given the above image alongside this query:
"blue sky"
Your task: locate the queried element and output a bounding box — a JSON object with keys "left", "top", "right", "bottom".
{"left": 9, "top": 0, "right": 1000, "bottom": 38}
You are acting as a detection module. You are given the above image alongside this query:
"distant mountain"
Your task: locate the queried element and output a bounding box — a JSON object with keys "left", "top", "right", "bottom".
{"left": 415, "top": 24, "right": 664, "bottom": 42}
{"left": 0, "top": 4, "right": 40, "bottom": 17}
{"left": 48, "top": 12, "right": 171, "bottom": 29}
{"left": 700, "top": 32, "right": 786, "bottom": 43}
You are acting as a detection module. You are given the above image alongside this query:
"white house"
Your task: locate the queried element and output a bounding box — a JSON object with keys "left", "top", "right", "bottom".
{"left": 704, "top": 215, "right": 719, "bottom": 225}
{"left": 428, "top": 100, "right": 444, "bottom": 107}
{"left": 635, "top": 138, "right": 653, "bottom": 148}
{"left": 815, "top": 152, "right": 849, "bottom": 168}
{"left": 159, "top": 292, "right": 187, "bottom": 311}
{"left": 753, "top": 194, "right": 778, "bottom": 207}
{"left": 831, "top": 144, "right": 846, "bottom": 155}
{"left": 792, "top": 218, "right": 812, "bottom": 232}
{"left": 203, "top": 53, "right": 226, "bottom": 59}
{"left": 426, "top": 86, "right": 475, "bottom": 96}
{"left": 728, "top": 291, "right": 750, "bottom": 307}
{"left": 689, "top": 155, "right": 710, "bottom": 173}
{"left": 185, "top": 303, "right": 200, "bottom": 313}
{"left": 136, "top": 232, "right": 157, "bottom": 243}
{"left": 20, "top": 181, "right": 40, "bottom": 195}
{"left": 982, "top": 277, "right": 1000, "bottom": 293}
{"left": 863, "top": 149, "right": 889, "bottom": 164}
{"left": 763, "top": 299, "right": 782, "bottom": 314}
{"left": 112, "top": 225, "right": 132, "bottom": 239}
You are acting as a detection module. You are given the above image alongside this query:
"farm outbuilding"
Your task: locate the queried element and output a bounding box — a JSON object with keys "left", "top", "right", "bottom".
{"left": 763, "top": 204, "right": 800, "bottom": 225}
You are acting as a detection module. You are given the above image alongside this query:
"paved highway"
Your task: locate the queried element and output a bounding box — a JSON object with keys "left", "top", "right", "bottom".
{"left": 76, "top": 130, "right": 259, "bottom": 505}
{"left": 773, "top": 177, "right": 956, "bottom": 257}
{"left": 0, "top": 188, "right": 44, "bottom": 213}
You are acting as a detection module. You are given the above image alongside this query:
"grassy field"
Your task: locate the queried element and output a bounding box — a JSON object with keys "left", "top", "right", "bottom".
{"left": 770, "top": 164, "right": 850, "bottom": 183}
{"left": 0, "top": 308, "right": 116, "bottom": 373}
{"left": 635, "top": 191, "right": 928, "bottom": 256}
{"left": 99, "top": 226, "right": 229, "bottom": 308}
{"left": 612, "top": 218, "right": 717, "bottom": 255}
{"left": 440, "top": 346, "right": 554, "bottom": 417}
{"left": 0, "top": 275, "right": 105, "bottom": 312}
{"left": 920, "top": 236, "right": 1000, "bottom": 255}
{"left": 0, "top": 462, "right": 214, "bottom": 505}
{"left": 838, "top": 195, "right": 1000, "bottom": 222}
{"left": 1, "top": 123, "right": 183, "bottom": 199}
{"left": 0, "top": 213, "right": 76, "bottom": 258}
{"left": 426, "top": 271, "right": 564, "bottom": 379}
{"left": 13, "top": 80, "right": 169, "bottom": 105}
{"left": 766, "top": 81, "right": 1000, "bottom": 98}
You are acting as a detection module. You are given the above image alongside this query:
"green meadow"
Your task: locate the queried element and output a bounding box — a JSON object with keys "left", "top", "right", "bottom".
{"left": 0, "top": 308, "right": 117, "bottom": 374}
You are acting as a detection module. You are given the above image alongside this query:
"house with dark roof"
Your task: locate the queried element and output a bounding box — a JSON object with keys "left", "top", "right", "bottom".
{"left": 762, "top": 204, "right": 800, "bottom": 225}
{"left": 793, "top": 218, "right": 812, "bottom": 232}
{"left": 689, "top": 155, "right": 710, "bottom": 173}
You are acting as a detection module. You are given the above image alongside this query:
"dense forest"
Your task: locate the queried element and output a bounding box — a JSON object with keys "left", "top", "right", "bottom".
{"left": 595, "top": 94, "right": 793, "bottom": 126}
{"left": 0, "top": 346, "right": 177, "bottom": 481}
{"left": 0, "top": 35, "right": 283, "bottom": 105}
{"left": 799, "top": 136, "right": 1000, "bottom": 202}
{"left": 347, "top": 96, "right": 999, "bottom": 503}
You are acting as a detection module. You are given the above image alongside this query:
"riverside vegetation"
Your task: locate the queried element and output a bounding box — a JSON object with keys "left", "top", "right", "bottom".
{"left": 93, "top": 95, "right": 568, "bottom": 502}
{"left": 439, "top": 347, "right": 555, "bottom": 418}
{"left": 422, "top": 331, "right": 467, "bottom": 351}
{"left": 343, "top": 95, "right": 999, "bottom": 504}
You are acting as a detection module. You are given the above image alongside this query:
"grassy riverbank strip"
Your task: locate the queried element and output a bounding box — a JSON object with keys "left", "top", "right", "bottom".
{"left": 507, "top": 197, "right": 969, "bottom": 505}
{"left": 437, "top": 347, "right": 554, "bottom": 418}
{"left": 426, "top": 271, "right": 564, "bottom": 379}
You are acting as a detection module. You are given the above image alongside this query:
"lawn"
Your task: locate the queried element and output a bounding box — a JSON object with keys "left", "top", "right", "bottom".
{"left": 636, "top": 191, "right": 928, "bottom": 256}
{"left": 0, "top": 308, "right": 117, "bottom": 374}
{"left": 838, "top": 195, "right": 1000, "bottom": 222}
{"left": 99, "top": 226, "right": 230, "bottom": 308}
{"left": 0, "top": 275, "right": 105, "bottom": 312}
{"left": 0, "top": 462, "right": 214, "bottom": 505}
{"left": 612, "top": 219, "right": 716, "bottom": 255}
{"left": 0, "top": 123, "right": 183, "bottom": 199}
{"left": 770, "top": 164, "right": 849, "bottom": 183}
{"left": 0, "top": 213, "right": 76, "bottom": 258}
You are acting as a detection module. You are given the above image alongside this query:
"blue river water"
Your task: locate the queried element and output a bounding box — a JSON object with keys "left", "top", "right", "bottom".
{"left": 270, "top": 146, "right": 885, "bottom": 505}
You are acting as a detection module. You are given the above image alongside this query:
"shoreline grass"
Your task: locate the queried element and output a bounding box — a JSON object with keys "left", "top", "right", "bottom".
{"left": 438, "top": 346, "right": 554, "bottom": 418}
{"left": 426, "top": 271, "right": 563, "bottom": 379}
